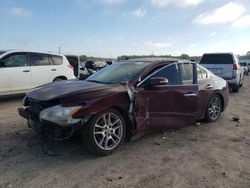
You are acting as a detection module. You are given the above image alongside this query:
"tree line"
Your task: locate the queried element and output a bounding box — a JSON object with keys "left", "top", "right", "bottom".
{"left": 79, "top": 51, "right": 250, "bottom": 62}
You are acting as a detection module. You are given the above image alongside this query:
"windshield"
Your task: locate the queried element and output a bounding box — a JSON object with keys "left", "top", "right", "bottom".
{"left": 86, "top": 62, "right": 149, "bottom": 84}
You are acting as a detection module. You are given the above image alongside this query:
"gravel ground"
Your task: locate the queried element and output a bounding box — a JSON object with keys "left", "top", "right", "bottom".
{"left": 0, "top": 77, "right": 250, "bottom": 188}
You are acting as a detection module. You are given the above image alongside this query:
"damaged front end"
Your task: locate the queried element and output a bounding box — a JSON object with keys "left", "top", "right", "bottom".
{"left": 18, "top": 97, "right": 89, "bottom": 141}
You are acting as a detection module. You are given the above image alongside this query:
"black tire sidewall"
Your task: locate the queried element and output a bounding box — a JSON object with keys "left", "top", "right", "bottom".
{"left": 82, "top": 108, "right": 126, "bottom": 156}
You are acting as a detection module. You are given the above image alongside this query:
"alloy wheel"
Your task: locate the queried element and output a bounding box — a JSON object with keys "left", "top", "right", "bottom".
{"left": 208, "top": 96, "right": 221, "bottom": 121}
{"left": 93, "top": 112, "right": 123, "bottom": 150}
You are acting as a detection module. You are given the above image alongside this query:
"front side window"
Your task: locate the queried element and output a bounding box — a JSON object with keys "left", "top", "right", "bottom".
{"left": 179, "top": 63, "right": 194, "bottom": 85}
{"left": 30, "top": 53, "right": 50, "bottom": 66}
{"left": 150, "top": 64, "right": 181, "bottom": 85}
{"left": 0, "top": 54, "right": 27, "bottom": 68}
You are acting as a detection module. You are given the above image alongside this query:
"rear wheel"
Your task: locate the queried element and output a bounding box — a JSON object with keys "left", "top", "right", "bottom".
{"left": 82, "top": 108, "right": 126, "bottom": 156}
{"left": 53, "top": 77, "right": 65, "bottom": 82}
{"left": 205, "top": 95, "right": 222, "bottom": 122}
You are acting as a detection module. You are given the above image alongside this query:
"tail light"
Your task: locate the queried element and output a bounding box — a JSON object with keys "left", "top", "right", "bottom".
{"left": 67, "top": 64, "right": 73, "bottom": 69}
{"left": 233, "top": 63, "right": 239, "bottom": 70}
{"left": 232, "top": 63, "right": 239, "bottom": 79}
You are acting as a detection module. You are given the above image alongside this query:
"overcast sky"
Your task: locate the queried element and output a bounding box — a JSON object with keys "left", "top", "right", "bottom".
{"left": 0, "top": 0, "right": 250, "bottom": 57}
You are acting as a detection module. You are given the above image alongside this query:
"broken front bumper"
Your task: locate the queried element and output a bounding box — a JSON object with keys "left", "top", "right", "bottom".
{"left": 18, "top": 106, "right": 83, "bottom": 140}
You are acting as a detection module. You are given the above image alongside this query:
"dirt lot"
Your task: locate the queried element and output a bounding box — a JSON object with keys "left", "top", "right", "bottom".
{"left": 0, "top": 78, "right": 250, "bottom": 188}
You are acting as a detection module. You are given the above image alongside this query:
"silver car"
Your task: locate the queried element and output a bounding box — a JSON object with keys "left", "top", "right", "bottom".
{"left": 200, "top": 53, "right": 244, "bottom": 92}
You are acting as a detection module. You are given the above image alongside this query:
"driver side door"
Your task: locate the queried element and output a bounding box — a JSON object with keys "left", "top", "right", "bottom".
{"left": 134, "top": 62, "right": 198, "bottom": 131}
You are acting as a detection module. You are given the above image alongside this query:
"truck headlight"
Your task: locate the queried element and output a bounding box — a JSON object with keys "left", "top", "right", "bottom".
{"left": 40, "top": 105, "right": 82, "bottom": 125}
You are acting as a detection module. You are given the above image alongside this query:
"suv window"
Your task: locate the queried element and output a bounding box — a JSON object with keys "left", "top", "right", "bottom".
{"left": 200, "top": 54, "right": 234, "bottom": 64}
{"left": 179, "top": 63, "right": 194, "bottom": 85}
{"left": 150, "top": 64, "right": 181, "bottom": 85}
{"left": 0, "top": 53, "right": 27, "bottom": 68}
{"left": 30, "top": 53, "right": 50, "bottom": 66}
{"left": 50, "top": 55, "right": 63, "bottom": 65}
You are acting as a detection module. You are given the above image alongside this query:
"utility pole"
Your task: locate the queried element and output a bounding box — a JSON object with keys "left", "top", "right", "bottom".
{"left": 58, "top": 46, "right": 61, "bottom": 54}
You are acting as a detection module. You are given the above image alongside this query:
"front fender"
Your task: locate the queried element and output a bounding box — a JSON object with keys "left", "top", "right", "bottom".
{"left": 67, "top": 93, "right": 130, "bottom": 118}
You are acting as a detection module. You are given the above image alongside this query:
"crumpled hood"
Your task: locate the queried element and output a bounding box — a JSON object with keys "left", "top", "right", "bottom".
{"left": 26, "top": 80, "right": 115, "bottom": 101}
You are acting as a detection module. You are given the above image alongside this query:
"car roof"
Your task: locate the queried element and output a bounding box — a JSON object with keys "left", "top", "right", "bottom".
{"left": 0, "top": 49, "right": 63, "bottom": 57}
{"left": 119, "top": 57, "right": 191, "bottom": 67}
{"left": 202, "top": 52, "right": 234, "bottom": 55}
{"left": 123, "top": 57, "right": 181, "bottom": 63}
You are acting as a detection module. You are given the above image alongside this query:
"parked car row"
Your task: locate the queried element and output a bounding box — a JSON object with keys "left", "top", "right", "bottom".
{"left": 240, "top": 62, "right": 249, "bottom": 75}
{"left": 2, "top": 49, "right": 248, "bottom": 156}
{"left": 18, "top": 58, "right": 229, "bottom": 156}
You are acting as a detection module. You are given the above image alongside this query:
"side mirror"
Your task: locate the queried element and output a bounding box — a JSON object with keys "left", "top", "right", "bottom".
{"left": 148, "top": 77, "right": 169, "bottom": 87}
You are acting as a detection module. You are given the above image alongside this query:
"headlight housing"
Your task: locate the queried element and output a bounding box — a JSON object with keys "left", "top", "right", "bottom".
{"left": 40, "top": 105, "right": 82, "bottom": 125}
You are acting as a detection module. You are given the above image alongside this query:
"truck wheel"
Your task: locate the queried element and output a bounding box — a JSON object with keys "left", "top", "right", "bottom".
{"left": 82, "top": 108, "right": 126, "bottom": 156}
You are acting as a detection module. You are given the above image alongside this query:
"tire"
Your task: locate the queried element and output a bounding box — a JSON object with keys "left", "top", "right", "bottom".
{"left": 82, "top": 108, "right": 126, "bottom": 156}
{"left": 205, "top": 95, "right": 222, "bottom": 122}
{"left": 53, "top": 77, "right": 65, "bottom": 82}
{"left": 232, "top": 86, "right": 239, "bottom": 93}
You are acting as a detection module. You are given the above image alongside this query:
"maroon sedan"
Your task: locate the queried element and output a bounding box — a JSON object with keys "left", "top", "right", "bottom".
{"left": 18, "top": 58, "right": 229, "bottom": 155}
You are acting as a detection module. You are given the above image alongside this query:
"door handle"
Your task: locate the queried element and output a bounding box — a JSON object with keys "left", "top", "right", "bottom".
{"left": 23, "top": 70, "right": 30, "bottom": 72}
{"left": 51, "top": 69, "right": 57, "bottom": 71}
{"left": 184, "top": 92, "right": 197, "bottom": 97}
{"left": 205, "top": 84, "right": 213, "bottom": 89}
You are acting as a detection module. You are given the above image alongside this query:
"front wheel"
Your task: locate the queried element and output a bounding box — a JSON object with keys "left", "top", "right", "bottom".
{"left": 82, "top": 108, "right": 126, "bottom": 156}
{"left": 205, "top": 95, "right": 222, "bottom": 122}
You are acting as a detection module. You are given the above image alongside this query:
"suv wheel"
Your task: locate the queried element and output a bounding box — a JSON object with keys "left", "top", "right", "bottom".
{"left": 232, "top": 86, "right": 239, "bottom": 92}
{"left": 82, "top": 108, "right": 126, "bottom": 156}
{"left": 205, "top": 95, "right": 222, "bottom": 122}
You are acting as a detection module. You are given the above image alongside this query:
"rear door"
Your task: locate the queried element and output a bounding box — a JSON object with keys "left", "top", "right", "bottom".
{"left": 49, "top": 55, "right": 63, "bottom": 79}
{"left": 134, "top": 62, "right": 198, "bottom": 131}
{"left": 200, "top": 54, "right": 233, "bottom": 79}
{"left": 0, "top": 52, "right": 31, "bottom": 95}
{"left": 29, "top": 53, "right": 53, "bottom": 88}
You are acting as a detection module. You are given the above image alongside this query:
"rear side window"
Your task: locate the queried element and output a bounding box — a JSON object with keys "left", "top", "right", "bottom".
{"left": 200, "top": 54, "right": 234, "bottom": 65}
{"left": 0, "top": 53, "right": 27, "bottom": 68}
{"left": 50, "top": 55, "right": 63, "bottom": 65}
{"left": 197, "top": 66, "right": 202, "bottom": 80}
{"left": 151, "top": 64, "right": 181, "bottom": 85}
{"left": 201, "top": 67, "right": 208, "bottom": 79}
{"left": 30, "top": 53, "right": 50, "bottom": 66}
{"left": 179, "top": 63, "right": 194, "bottom": 85}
